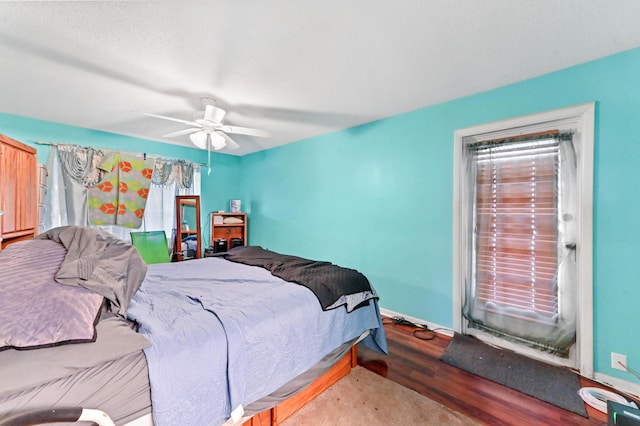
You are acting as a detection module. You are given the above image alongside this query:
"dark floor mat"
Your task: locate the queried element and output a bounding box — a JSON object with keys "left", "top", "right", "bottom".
{"left": 440, "top": 332, "right": 587, "bottom": 417}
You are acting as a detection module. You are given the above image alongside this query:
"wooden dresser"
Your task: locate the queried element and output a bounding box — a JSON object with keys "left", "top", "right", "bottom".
{"left": 0, "top": 134, "right": 38, "bottom": 250}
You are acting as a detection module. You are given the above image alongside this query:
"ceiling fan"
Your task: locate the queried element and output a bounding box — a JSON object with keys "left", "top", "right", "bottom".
{"left": 144, "top": 97, "right": 271, "bottom": 151}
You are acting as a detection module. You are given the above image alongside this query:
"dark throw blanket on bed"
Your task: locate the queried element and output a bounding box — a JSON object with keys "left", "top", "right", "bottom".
{"left": 223, "top": 246, "right": 376, "bottom": 311}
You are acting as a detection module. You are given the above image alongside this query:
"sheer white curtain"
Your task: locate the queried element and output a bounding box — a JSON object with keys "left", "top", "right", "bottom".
{"left": 45, "top": 145, "right": 201, "bottom": 247}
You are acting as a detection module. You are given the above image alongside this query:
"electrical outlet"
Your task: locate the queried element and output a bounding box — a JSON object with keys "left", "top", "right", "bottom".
{"left": 611, "top": 352, "right": 627, "bottom": 371}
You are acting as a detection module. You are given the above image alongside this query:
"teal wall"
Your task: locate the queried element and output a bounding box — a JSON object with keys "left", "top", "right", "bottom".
{"left": 0, "top": 114, "right": 243, "bottom": 243}
{"left": 239, "top": 47, "right": 640, "bottom": 382}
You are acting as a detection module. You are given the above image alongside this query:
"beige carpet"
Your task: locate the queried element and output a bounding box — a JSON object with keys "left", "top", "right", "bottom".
{"left": 281, "top": 366, "right": 480, "bottom": 425}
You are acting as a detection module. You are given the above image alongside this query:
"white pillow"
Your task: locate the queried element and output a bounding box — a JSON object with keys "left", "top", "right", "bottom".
{"left": 223, "top": 217, "right": 244, "bottom": 224}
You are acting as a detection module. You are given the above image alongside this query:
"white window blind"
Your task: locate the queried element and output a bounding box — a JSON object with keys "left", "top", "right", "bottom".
{"left": 462, "top": 131, "right": 578, "bottom": 358}
{"left": 472, "top": 135, "right": 559, "bottom": 323}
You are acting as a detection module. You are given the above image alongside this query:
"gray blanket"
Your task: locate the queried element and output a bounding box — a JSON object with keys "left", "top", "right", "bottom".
{"left": 37, "top": 226, "right": 147, "bottom": 315}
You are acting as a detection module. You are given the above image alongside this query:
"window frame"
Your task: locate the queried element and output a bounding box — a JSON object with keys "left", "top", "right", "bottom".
{"left": 453, "top": 102, "right": 595, "bottom": 376}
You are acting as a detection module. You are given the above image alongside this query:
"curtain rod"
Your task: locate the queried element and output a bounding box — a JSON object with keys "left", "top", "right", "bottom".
{"left": 474, "top": 130, "right": 560, "bottom": 144}
{"left": 34, "top": 140, "right": 208, "bottom": 167}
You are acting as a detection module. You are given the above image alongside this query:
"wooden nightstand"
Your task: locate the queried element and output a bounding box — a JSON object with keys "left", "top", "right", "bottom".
{"left": 210, "top": 212, "right": 247, "bottom": 252}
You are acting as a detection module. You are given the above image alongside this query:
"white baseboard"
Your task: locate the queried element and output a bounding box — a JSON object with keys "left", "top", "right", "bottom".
{"left": 592, "top": 372, "right": 640, "bottom": 400}
{"left": 379, "top": 307, "right": 454, "bottom": 337}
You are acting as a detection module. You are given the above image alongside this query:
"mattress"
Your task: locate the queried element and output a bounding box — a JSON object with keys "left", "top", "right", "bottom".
{"left": 0, "top": 334, "right": 360, "bottom": 426}
{"left": 0, "top": 352, "right": 151, "bottom": 425}
{"left": 0, "top": 317, "right": 152, "bottom": 425}
{"left": 243, "top": 334, "right": 362, "bottom": 416}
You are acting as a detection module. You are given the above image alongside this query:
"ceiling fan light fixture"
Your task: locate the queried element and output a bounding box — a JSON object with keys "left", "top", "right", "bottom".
{"left": 189, "top": 131, "right": 208, "bottom": 149}
{"left": 189, "top": 131, "right": 227, "bottom": 150}
{"left": 210, "top": 132, "right": 226, "bottom": 150}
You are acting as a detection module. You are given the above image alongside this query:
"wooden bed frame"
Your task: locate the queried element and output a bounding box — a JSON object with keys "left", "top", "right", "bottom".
{"left": 243, "top": 345, "right": 358, "bottom": 426}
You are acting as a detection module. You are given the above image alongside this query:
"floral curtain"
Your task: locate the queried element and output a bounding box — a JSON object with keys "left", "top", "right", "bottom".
{"left": 87, "top": 153, "right": 155, "bottom": 228}
{"left": 45, "top": 144, "right": 200, "bottom": 242}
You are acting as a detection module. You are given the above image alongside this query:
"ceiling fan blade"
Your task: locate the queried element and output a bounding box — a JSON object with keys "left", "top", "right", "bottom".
{"left": 162, "top": 127, "right": 202, "bottom": 138}
{"left": 218, "top": 131, "right": 240, "bottom": 150}
{"left": 144, "top": 112, "right": 201, "bottom": 128}
{"left": 219, "top": 125, "right": 271, "bottom": 138}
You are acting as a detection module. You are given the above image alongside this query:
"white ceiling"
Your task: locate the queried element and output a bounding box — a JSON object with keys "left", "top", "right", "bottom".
{"left": 1, "top": 1, "right": 639, "bottom": 156}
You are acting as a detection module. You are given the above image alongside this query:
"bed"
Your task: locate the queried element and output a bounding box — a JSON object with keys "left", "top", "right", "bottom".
{"left": 0, "top": 226, "right": 387, "bottom": 425}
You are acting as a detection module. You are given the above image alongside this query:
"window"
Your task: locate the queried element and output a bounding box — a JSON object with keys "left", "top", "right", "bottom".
{"left": 453, "top": 103, "right": 594, "bottom": 374}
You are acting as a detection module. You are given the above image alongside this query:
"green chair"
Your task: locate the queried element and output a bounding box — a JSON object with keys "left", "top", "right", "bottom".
{"left": 130, "top": 231, "right": 171, "bottom": 264}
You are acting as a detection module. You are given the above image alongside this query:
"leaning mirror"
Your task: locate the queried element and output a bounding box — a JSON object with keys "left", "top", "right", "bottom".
{"left": 175, "top": 195, "right": 201, "bottom": 261}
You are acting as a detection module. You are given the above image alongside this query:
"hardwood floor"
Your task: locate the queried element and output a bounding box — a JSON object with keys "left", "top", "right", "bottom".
{"left": 357, "top": 320, "right": 612, "bottom": 426}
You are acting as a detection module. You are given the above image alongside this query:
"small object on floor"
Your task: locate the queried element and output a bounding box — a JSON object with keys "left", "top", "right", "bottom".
{"left": 578, "top": 387, "right": 637, "bottom": 413}
{"left": 608, "top": 400, "right": 640, "bottom": 425}
{"left": 391, "top": 316, "right": 416, "bottom": 326}
{"left": 387, "top": 316, "right": 437, "bottom": 340}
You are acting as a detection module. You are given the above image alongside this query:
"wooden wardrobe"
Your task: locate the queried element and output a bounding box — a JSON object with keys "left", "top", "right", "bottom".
{"left": 0, "top": 134, "right": 38, "bottom": 250}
